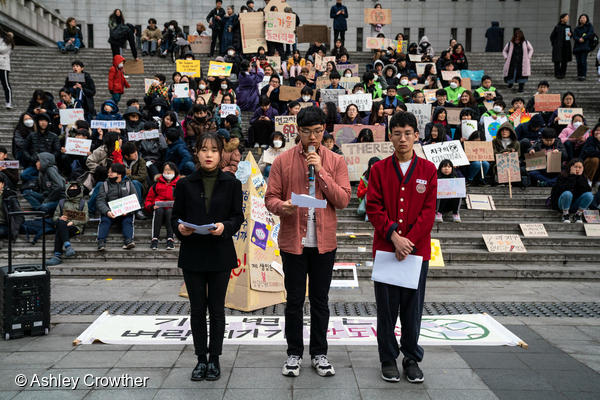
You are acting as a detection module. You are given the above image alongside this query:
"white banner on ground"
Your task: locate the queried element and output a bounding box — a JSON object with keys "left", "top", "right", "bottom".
{"left": 74, "top": 312, "right": 526, "bottom": 347}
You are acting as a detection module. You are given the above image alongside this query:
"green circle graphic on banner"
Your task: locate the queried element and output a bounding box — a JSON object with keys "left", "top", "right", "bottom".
{"left": 419, "top": 318, "right": 490, "bottom": 341}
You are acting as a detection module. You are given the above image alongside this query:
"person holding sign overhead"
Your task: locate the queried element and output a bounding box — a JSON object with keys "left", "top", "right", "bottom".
{"left": 171, "top": 132, "right": 243, "bottom": 381}
{"left": 366, "top": 112, "right": 437, "bottom": 384}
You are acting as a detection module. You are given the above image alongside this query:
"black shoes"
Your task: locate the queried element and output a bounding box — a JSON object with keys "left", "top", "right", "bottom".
{"left": 402, "top": 357, "right": 424, "bottom": 383}
{"left": 191, "top": 360, "right": 208, "bottom": 381}
{"left": 206, "top": 358, "right": 221, "bottom": 381}
{"left": 381, "top": 360, "right": 400, "bottom": 382}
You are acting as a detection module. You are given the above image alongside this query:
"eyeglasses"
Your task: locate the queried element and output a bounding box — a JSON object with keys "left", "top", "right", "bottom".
{"left": 298, "top": 128, "right": 324, "bottom": 137}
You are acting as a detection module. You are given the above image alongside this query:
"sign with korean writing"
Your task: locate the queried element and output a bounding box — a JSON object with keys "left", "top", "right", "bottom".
{"left": 173, "top": 83, "right": 189, "bottom": 98}
{"left": 534, "top": 94, "right": 561, "bottom": 112}
{"left": 189, "top": 35, "right": 211, "bottom": 54}
{"left": 525, "top": 152, "right": 547, "bottom": 171}
{"left": 336, "top": 63, "right": 359, "bottom": 75}
{"left": 406, "top": 103, "right": 432, "bottom": 139}
{"left": 461, "top": 119, "right": 478, "bottom": 139}
{"left": 423, "top": 89, "right": 437, "bottom": 104}
{"left": 338, "top": 93, "right": 373, "bottom": 112}
{"left": 108, "top": 194, "right": 141, "bottom": 217}
{"left": 219, "top": 104, "right": 237, "bottom": 118}
{"left": 59, "top": 108, "right": 85, "bottom": 125}
{"left": 441, "top": 71, "right": 461, "bottom": 81}
{"left": 437, "top": 178, "right": 466, "bottom": 199}
{"left": 316, "top": 75, "right": 331, "bottom": 90}
{"left": 482, "top": 234, "right": 527, "bottom": 253}
{"left": 464, "top": 141, "right": 494, "bottom": 162}
{"left": 423, "top": 140, "right": 470, "bottom": 168}
{"left": 274, "top": 115, "right": 297, "bottom": 147}
{"left": 364, "top": 8, "right": 392, "bottom": 25}
{"left": 265, "top": 12, "right": 296, "bottom": 44}
{"left": 496, "top": 152, "right": 521, "bottom": 183}
{"left": 91, "top": 120, "right": 126, "bottom": 129}
{"left": 338, "top": 77, "right": 361, "bottom": 91}
{"left": 65, "top": 137, "right": 91, "bottom": 156}
{"left": 342, "top": 142, "right": 394, "bottom": 181}
{"left": 0, "top": 160, "right": 19, "bottom": 168}
{"left": 67, "top": 72, "right": 86, "bottom": 83}
{"left": 584, "top": 210, "right": 600, "bottom": 224}
{"left": 128, "top": 130, "right": 160, "bottom": 141}
{"left": 466, "top": 194, "right": 496, "bottom": 210}
{"left": 557, "top": 108, "right": 583, "bottom": 125}
{"left": 320, "top": 89, "right": 346, "bottom": 106}
{"left": 333, "top": 124, "right": 386, "bottom": 146}
{"left": 314, "top": 54, "right": 336, "bottom": 71}
{"left": 64, "top": 209, "right": 87, "bottom": 222}
{"left": 175, "top": 59, "right": 201, "bottom": 78}
{"left": 208, "top": 61, "right": 233, "bottom": 77}
{"left": 239, "top": 12, "right": 267, "bottom": 53}
{"left": 519, "top": 224, "right": 548, "bottom": 237}
{"left": 483, "top": 115, "right": 508, "bottom": 140}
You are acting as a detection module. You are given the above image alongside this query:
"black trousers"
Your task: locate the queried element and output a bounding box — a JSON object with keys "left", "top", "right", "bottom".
{"left": 0, "top": 69, "right": 11, "bottom": 103}
{"left": 575, "top": 52, "right": 588, "bottom": 77}
{"left": 554, "top": 61, "right": 568, "bottom": 77}
{"left": 334, "top": 30, "right": 346, "bottom": 46}
{"left": 437, "top": 198, "right": 461, "bottom": 214}
{"left": 374, "top": 261, "right": 429, "bottom": 363}
{"left": 151, "top": 207, "right": 173, "bottom": 240}
{"left": 182, "top": 269, "right": 230, "bottom": 357}
{"left": 281, "top": 248, "right": 336, "bottom": 357}
{"left": 210, "top": 29, "right": 223, "bottom": 56}
{"left": 54, "top": 219, "right": 80, "bottom": 254}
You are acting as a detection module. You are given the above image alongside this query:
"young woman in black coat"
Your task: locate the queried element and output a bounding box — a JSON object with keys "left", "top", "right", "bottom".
{"left": 171, "top": 131, "right": 244, "bottom": 382}
{"left": 550, "top": 13, "right": 573, "bottom": 79}
{"left": 572, "top": 14, "right": 595, "bottom": 81}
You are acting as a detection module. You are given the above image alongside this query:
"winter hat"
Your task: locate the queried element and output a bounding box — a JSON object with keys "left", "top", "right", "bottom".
{"left": 216, "top": 128, "right": 231, "bottom": 141}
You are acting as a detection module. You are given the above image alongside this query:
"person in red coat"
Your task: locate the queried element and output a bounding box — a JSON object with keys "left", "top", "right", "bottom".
{"left": 108, "top": 54, "right": 130, "bottom": 105}
{"left": 144, "top": 161, "right": 180, "bottom": 250}
{"left": 366, "top": 112, "right": 437, "bottom": 384}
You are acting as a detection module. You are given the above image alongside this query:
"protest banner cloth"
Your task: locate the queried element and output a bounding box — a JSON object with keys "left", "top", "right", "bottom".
{"left": 297, "top": 25, "right": 329, "bottom": 44}
{"left": 333, "top": 124, "right": 386, "bottom": 146}
{"left": 59, "top": 108, "right": 84, "bottom": 125}
{"left": 482, "top": 234, "right": 527, "bottom": 253}
{"left": 91, "top": 120, "right": 126, "bottom": 129}
{"left": 406, "top": 103, "right": 432, "bottom": 139}
{"left": 128, "top": 130, "right": 160, "bottom": 141}
{"left": 239, "top": 12, "right": 267, "bottom": 53}
{"left": 519, "top": 224, "right": 548, "bottom": 237}
{"left": 583, "top": 210, "right": 600, "bottom": 224}
{"left": 279, "top": 85, "right": 302, "bottom": 102}
{"left": 446, "top": 108, "right": 462, "bottom": 125}
{"left": 338, "top": 76, "right": 361, "bottom": 91}
{"left": 0, "top": 160, "right": 19, "bottom": 169}
{"left": 108, "top": 194, "right": 141, "bottom": 217}
{"left": 265, "top": 12, "right": 296, "bottom": 44}
{"left": 274, "top": 115, "right": 297, "bottom": 147}
{"left": 466, "top": 194, "right": 496, "bottom": 210}
{"left": 320, "top": 89, "right": 346, "bottom": 105}
{"left": 364, "top": 8, "right": 392, "bottom": 25}
{"left": 64, "top": 209, "right": 87, "bottom": 222}
{"left": 416, "top": 63, "right": 436, "bottom": 75}
{"left": 123, "top": 59, "right": 144, "bottom": 74}
{"left": 175, "top": 59, "right": 201, "bottom": 78}
{"left": 188, "top": 35, "right": 211, "bottom": 54}
{"left": 534, "top": 94, "right": 561, "bottom": 112}
{"left": 173, "top": 83, "right": 189, "bottom": 98}
{"left": 441, "top": 70, "right": 461, "bottom": 81}
{"left": 266, "top": 56, "right": 281, "bottom": 72}
{"left": 422, "top": 140, "right": 470, "bottom": 168}
{"left": 557, "top": 108, "right": 583, "bottom": 125}
{"left": 584, "top": 224, "right": 600, "bottom": 237}
{"left": 496, "top": 152, "right": 520, "bottom": 198}
{"left": 546, "top": 151, "right": 562, "bottom": 173}
{"left": 339, "top": 93, "right": 373, "bottom": 112}
{"left": 219, "top": 104, "right": 237, "bottom": 118}
{"left": 341, "top": 142, "right": 395, "bottom": 181}
{"left": 461, "top": 119, "right": 478, "bottom": 139}
{"left": 430, "top": 239, "right": 445, "bottom": 267}
{"left": 483, "top": 115, "right": 508, "bottom": 140}
{"left": 423, "top": 89, "right": 437, "bottom": 104}
{"left": 525, "top": 152, "right": 547, "bottom": 171}
{"left": 65, "top": 137, "right": 92, "bottom": 156}
{"left": 67, "top": 72, "right": 86, "bottom": 83}
{"left": 208, "top": 61, "right": 233, "bottom": 77}
{"left": 437, "top": 178, "right": 466, "bottom": 199}
{"left": 569, "top": 125, "right": 588, "bottom": 140}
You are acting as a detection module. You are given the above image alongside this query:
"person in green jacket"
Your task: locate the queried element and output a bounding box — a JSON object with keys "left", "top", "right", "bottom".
{"left": 362, "top": 71, "right": 383, "bottom": 100}
{"left": 475, "top": 75, "right": 503, "bottom": 109}
{"left": 444, "top": 77, "right": 466, "bottom": 105}
{"left": 396, "top": 73, "right": 414, "bottom": 103}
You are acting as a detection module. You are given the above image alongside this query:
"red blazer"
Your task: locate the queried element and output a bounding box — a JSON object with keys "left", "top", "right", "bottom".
{"left": 108, "top": 55, "right": 130, "bottom": 94}
{"left": 366, "top": 152, "right": 437, "bottom": 261}
{"left": 144, "top": 176, "right": 180, "bottom": 212}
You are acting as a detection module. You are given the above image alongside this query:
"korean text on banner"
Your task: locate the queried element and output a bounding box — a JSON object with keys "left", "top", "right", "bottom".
{"left": 338, "top": 93, "right": 373, "bottom": 112}
{"left": 534, "top": 94, "right": 561, "bottom": 112}
{"left": 59, "top": 108, "right": 85, "bottom": 125}
{"left": 265, "top": 12, "right": 296, "bottom": 44}
{"left": 208, "top": 61, "right": 233, "bottom": 77}
{"left": 175, "top": 60, "right": 201, "bottom": 78}
{"left": 464, "top": 141, "right": 494, "bottom": 162}
{"left": 65, "top": 137, "right": 92, "bottom": 156}
{"left": 422, "top": 140, "right": 470, "bottom": 168}
{"left": 496, "top": 152, "right": 521, "bottom": 183}
{"left": 239, "top": 12, "right": 267, "bottom": 53}
{"left": 67, "top": 72, "right": 86, "bottom": 83}
{"left": 557, "top": 108, "right": 583, "bottom": 125}
{"left": 274, "top": 115, "right": 297, "bottom": 146}
{"left": 91, "top": 120, "right": 126, "bottom": 129}
{"left": 108, "top": 194, "right": 141, "bottom": 217}
{"left": 220, "top": 104, "right": 237, "bottom": 118}
{"left": 320, "top": 89, "right": 346, "bottom": 105}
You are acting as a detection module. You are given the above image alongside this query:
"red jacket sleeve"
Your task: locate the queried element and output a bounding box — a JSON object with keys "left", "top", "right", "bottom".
{"left": 144, "top": 184, "right": 157, "bottom": 212}
{"left": 366, "top": 162, "right": 398, "bottom": 242}
{"left": 108, "top": 67, "right": 116, "bottom": 92}
{"left": 316, "top": 155, "right": 351, "bottom": 209}
{"left": 405, "top": 168, "right": 438, "bottom": 246}
{"left": 357, "top": 178, "right": 367, "bottom": 199}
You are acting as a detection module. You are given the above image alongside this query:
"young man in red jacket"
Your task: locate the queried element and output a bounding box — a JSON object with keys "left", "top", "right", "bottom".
{"left": 108, "top": 54, "right": 130, "bottom": 105}
{"left": 366, "top": 112, "right": 437, "bottom": 384}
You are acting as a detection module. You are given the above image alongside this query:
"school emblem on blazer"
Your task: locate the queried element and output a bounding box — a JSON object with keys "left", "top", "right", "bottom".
{"left": 416, "top": 179, "right": 427, "bottom": 194}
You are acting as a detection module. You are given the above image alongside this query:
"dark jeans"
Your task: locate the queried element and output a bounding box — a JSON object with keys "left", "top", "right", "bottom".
{"left": 281, "top": 248, "right": 336, "bottom": 357}
{"left": 22, "top": 190, "right": 59, "bottom": 216}
{"left": 151, "top": 207, "right": 173, "bottom": 240}
{"left": 97, "top": 214, "right": 134, "bottom": 241}
{"left": 374, "top": 261, "right": 429, "bottom": 363}
{"left": 182, "top": 269, "right": 230, "bottom": 357}
{"left": 437, "top": 198, "right": 461, "bottom": 214}
{"left": 575, "top": 51, "right": 588, "bottom": 77}
{"left": 54, "top": 219, "right": 80, "bottom": 254}
{"left": 334, "top": 30, "right": 346, "bottom": 46}
{"left": 210, "top": 29, "right": 223, "bottom": 56}
{"left": 0, "top": 224, "right": 8, "bottom": 238}
{"left": 554, "top": 61, "right": 568, "bottom": 77}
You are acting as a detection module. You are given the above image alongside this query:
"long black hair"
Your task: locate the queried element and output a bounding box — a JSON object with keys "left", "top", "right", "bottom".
{"left": 437, "top": 159, "right": 456, "bottom": 178}
{"left": 363, "top": 157, "right": 380, "bottom": 180}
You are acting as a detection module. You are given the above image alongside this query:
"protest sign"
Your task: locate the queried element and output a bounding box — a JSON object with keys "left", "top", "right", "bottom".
{"left": 266, "top": 56, "right": 281, "bottom": 72}
{"left": 365, "top": 37, "right": 397, "bottom": 50}
{"left": 128, "top": 130, "right": 160, "bottom": 141}
{"left": 338, "top": 76, "right": 361, "bottom": 91}
{"left": 446, "top": 108, "right": 462, "bottom": 125}
{"left": 461, "top": 78, "right": 472, "bottom": 91}
{"left": 65, "top": 137, "right": 91, "bottom": 156}
{"left": 333, "top": 124, "right": 386, "bottom": 146}
{"left": 198, "top": 93, "right": 212, "bottom": 105}
{"left": 584, "top": 210, "right": 600, "bottom": 223}
{"left": 123, "top": 59, "right": 144, "bottom": 74}
{"left": 155, "top": 201, "right": 174, "bottom": 208}
{"left": 461, "top": 119, "right": 478, "bottom": 139}
{"left": 405, "top": 103, "right": 432, "bottom": 139}
{"left": 265, "top": 12, "right": 296, "bottom": 44}
{"left": 64, "top": 209, "right": 87, "bottom": 222}
{"left": 342, "top": 142, "right": 395, "bottom": 181}
{"left": 584, "top": 224, "right": 600, "bottom": 237}
{"left": 144, "top": 78, "right": 156, "bottom": 93}
{"left": 0, "top": 161, "right": 19, "bottom": 168}
{"left": 108, "top": 194, "right": 141, "bottom": 217}
{"left": 297, "top": 25, "right": 329, "bottom": 44}
{"left": 525, "top": 152, "right": 547, "bottom": 171}
{"left": 437, "top": 178, "right": 466, "bottom": 199}
{"left": 274, "top": 115, "right": 297, "bottom": 146}
{"left": 569, "top": 125, "right": 588, "bottom": 140}
{"left": 314, "top": 54, "right": 336, "bottom": 71}
{"left": 430, "top": 239, "right": 445, "bottom": 267}
{"left": 416, "top": 63, "right": 436, "bottom": 75}
{"left": 59, "top": 108, "right": 84, "bottom": 125}
{"left": 279, "top": 86, "right": 302, "bottom": 102}
{"left": 239, "top": 12, "right": 267, "bottom": 53}
{"left": 409, "top": 54, "right": 423, "bottom": 62}
{"left": 338, "top": 93, "right": 373, "bottom": 112}
{"left": 208, "top": 61, "right": 233, "bottom": 77}
{"left": 91, "top": 120, "right": 126, "bottom": 129}
{"left": 423, "top": 89, "right": 437, "bottom": 104}
{"left": 397, "top": 40, "right": 407, "bottom": 53}
{"left": 496, "top": 152, "right": 521, "bottom": 184}
{"left": 175, "top": 59, "right": 201, "bottom": 78}
{"left": 320, "top": 89, "right": 346, "bottom": 105}
{"left": 189, "top": 35, "right": 211, "bottom": 54}
{"left": 520, "top": 224, "right": 548, "bottom": 237}
{"left": 173, "top": 83, "right": 189, "bottom": 98}
{"left": 464, "top": 141, "right": 494, "bottom": 162}
{"left": 258, "top": 75, "right": 271, "bottom": 92}
{"left": 557, "top": 108, "right": 583, "bottom": 125}
{"left": 441, "top": 70, "right": 461, "bottom": 81}
{"left": 414, "top": 143, "right": 426, "bottom": 159}
{"left": 482, "top": 115, "right": 508, "bottom": 140}
{"left": 316, "top": 75, "right": 331, "bottom": 90}
{"left": 364, "top": 8, "right": 392, "bottom": 24}
{"left": 546, "top": 151, "right": 562, "bottom": 173}
{"left": 336, "top": 63, "right": 359, "bottom": 76}
{"left": 219, "top": 104, "right": 237, "bottom": 118}
{"left": 482, "top": 234, "right": 527, "bottom": 253}
{"left": 423, "top": 140, "right": 470, "bottom": 168}
{"left": 67, "top": 72, "right": 86, "bottom": 83}
{"left": 534, "top": 94, "right": 561, "bottom": 112}
{"left": 466, "top": 194, "right": 496, "bottom": 210}
{"left": 299, "top": 102, "right": 312, "bottom": 109}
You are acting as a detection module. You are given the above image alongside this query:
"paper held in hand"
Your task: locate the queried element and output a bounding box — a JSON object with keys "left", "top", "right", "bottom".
{"left": 177, "top": 219, "right": 217, "bottom": 235}
{"left": 65, "top": 137, "right": 92, "bottom": 156}
{"left": 108, "top": 194, "right": 141, "bottom": 217}
{"left": 173, "top": 83, "right": 189, "bottom": 98}
{"left": 371, "top": 251, "right": 423, "bottom": 290}
{"left": 291, "top": 193, "right": 327, "bottom": 209}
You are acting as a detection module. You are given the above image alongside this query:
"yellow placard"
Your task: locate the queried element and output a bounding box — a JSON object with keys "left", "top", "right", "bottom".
{"left": 175, "top": 59, "right": 201, "bottom": 78}
{"left": 208, "top": 61, "right": 233, "bottom": 77}
{"left": 430, "top": 239, "right": 445, "bottom": 267}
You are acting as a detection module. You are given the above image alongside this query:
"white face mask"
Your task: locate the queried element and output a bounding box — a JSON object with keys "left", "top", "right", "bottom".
{"left": 573, "top": 121, "right": 583, "bottom": 129}
{"left": 411, "top": 80, "right": 418, "bottom": 85}
{"left": 163, "top": 173, "right": 175, "bottom": 181}
{"left": 450, "top": 82, "right": 458, "bottom": 89}
{"left": 155, "top": 106, "right": 162, "bottom": 112}
{"left": 302, "top": 95, "right": 311, "bottom": 102}
{"left": 221, "top": 84, "right": 228, "bottom": 90}
{"left": 273, "top": 140, "right": 283, "bottom": 148}
{"left": 118, "top": 63, "right": 124, "bottom": 69}
{"left": 356, "top": 90, "right": 364, "bottom": 94}
{"left": 493, "top": 106, "right": 503, "bottom": 113}
{"left": 24, "top": 119, "right": 34, "bottom": 128}
{"left": 198, "top": 84, "right": 206, "bottom": 90}
{"left": 227, "top": 50, "right": 234, "bottom": 56}
{"left": 400, "top": 79, "right": 409, "bottom": 86}
{"left": 344, "top": 73, "right": 352, "bottom": 78}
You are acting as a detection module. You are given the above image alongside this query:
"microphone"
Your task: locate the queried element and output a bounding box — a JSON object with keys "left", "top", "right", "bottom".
{"left": 308, "top": 145, "right": 315, "bottom": 181}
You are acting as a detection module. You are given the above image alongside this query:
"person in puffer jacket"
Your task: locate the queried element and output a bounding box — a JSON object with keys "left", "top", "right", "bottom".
{"left": 107, "top": 54, "right": 130, "bottom": 104}
{"left": 22, "top": 152, "right": 65, "bottom": 216}
{"left": 144, "top": 161, "right": 180, "bottom": 250}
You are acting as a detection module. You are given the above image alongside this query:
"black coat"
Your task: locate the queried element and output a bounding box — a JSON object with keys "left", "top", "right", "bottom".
{"left": 550, "top": 23, "right": 572, "bottom": 63}
{"left": 573, "top": 23, "right": 595, "bottom": 54}
{"left": 551, "top": 174, "right": 591, "bottom": 210}
{"left": 581, "top": 135, "right": 600, "bottom": 161}
{"left": 485, "top": 22, "right": 504, "bottom": 52}
{"left": 171, "top": 169, "right": 244, "bottom": 272}
{"left": 22, "top": 130, "right": 60, "bottom": 167}
{"left": 65, "top": 71, "right": 96, "bottom": 117}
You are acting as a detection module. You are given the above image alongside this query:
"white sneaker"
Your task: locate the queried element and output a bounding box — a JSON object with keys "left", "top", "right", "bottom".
{"left": 5, "top": 102, "right": 12, "bottom": 109}
{"left": 452, "top": 214, "right": 461, "bottom": 223}
{"left": 311, "top": 355, "right": 335, "bottom": 377}
{"left": 435, "top": 212, "right": 443, "bottom": 223}
{"left": 282, "top": 355, "right": 302, "bottom": 377}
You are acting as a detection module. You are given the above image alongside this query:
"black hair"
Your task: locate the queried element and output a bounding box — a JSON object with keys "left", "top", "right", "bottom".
{"left": 288, "top": 101, "right": 300, "bottom": 109}
{"left": 163, "top": 161, "right": 179, "bottom": 177}
{"left": 297, "top": 106, "right": 326, "bottom": 127}
{"left": 192, "top": 104, "right": 207, "bottom": 114}
{"left": 329, "top": 70, "right": 341, "bottom": 80}
{"left": 148, "top": 18, "right": 157, "bottom": 24}
{"left": 59, "top": 87, "right": 73, "bottom": 97}
{"left": 322, "top": 133, "right": 334, "bottom": 142}
{"left": 430, "top": 123, "right": 447, "bottom": 143}
{"left": 0, "top": 146, "right": 7, "bottom": 154}
{"left": 271, "top": 131, "right": 285, "bottom": 147}
{"left": 109, "top": 163, "right": 126, "bottom": 177}
{"left": 538, "top": 80, "right": 550, "bottom": 88}
{"left": 541, "top": 128, "right": 557, "bottom": 140}
{"left": 225, "top": 114, "right": 238, "bottom": 127}
{"left": 258, "top": 95, "right": 271, "bottom": 107}
{"left": 438, "top": 159, "right": 455, "bottom": 176}
{"left": 559, "top": 13, "right": 568, "bottom": 21}
{"left": 221, "top": 93, "right": 235, "bottom": 104}
{"left": 561, "top": 91, "right": 577, "bottom": 107}
{"left": 172, "top": 71, "right": 182, "bottom": 80}
{"left": 468, "top": 130, "right": 486, "bottom": 141}
{"left": 363, "top": 157, "right": 380, "bottom": 180}
{"left": 511, "top": 97, "right": 525, "bottom": 105}
{"left": 165, "top": 129, "right": 180, "bottom": 143}
{"left": 240, "top": 60, "right": 250, "bottom": 72}
{"left": 126, "top": 98, "right": 139, "bottom": 106}
{"left": 122, "top": 141, "right": 138, "bottom": 156}
{"left": 103, "top": 132, "right": 120, "bottom": 153}
{"left": 481, "top": 75, "right": 492, "bottom": 82}
{"left": 300, "top": 86, "right": 313, "bottom": 96}
{"left": 389, "top": 112, "right": 418, "bottom": 133}
{"left": 71, "top": 60, "right": 84, "bottom": 68}
{"left": 155, "top": 73, "right": 166, "bottom": 83}
{"left": 357, "top": 128, "right": 374, "bottom": 143}
{"left": 564, "top": 158, "right": 583, "bottom": 177}
{"left": 493, "top": 100, "right": 506, "bottom": 108}
{"left": 196, "top": 132, "right": 224, "bottom": 159}
{"left": 436, "top": 89, "right": 447, "bottom": 97}
{"left": 362, "top": 71, "right": 375, "bottom": 83}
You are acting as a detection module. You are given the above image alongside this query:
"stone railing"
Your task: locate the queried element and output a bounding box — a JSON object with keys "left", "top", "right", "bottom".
{"left": 0, "top": 0, "right": 66, "bottom": 46}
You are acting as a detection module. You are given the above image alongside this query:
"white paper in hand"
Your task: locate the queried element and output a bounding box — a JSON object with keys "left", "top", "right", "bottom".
{"left": 371, "top": 251, "right": 423, "bottom": 289}
{"left": 291, "top": 192, "right": 327, "bottom": 209}
{"left": 177, "top": 219, "right": 217, "bottom": 235}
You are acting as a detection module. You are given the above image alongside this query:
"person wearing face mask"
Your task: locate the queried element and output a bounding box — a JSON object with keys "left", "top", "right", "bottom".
{"left": 559, "top": 115, "right": 590, "bottom": 160}
{"left": 144, "top": 162, "right": 180, "bottom": 250}
{"left": 297, "top": 86, "right": 317, "bottom": 107}
{"left": 444, "top": 77, "right": 465, "bottom": 105}
{"left": 480, "top": 100, "right": 506, "bottom": 121}
{"left": 223, "top": 46, "right": 242, "bottom": 76}
{"left": 107, "top": 54, "right": 130, "bottom": 105}
{"left": 259, "top": 131, "right": 287, "bottom": 179}
{"left": 396, "top": 74, "right": 414, "bottom": 103}
{"left": 12, "top": 113, "right": 35, "bottom": 166}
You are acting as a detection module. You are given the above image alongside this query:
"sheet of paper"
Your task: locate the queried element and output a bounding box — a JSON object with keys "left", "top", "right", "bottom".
{"left": 173, "top": 83, "right": 189, "bottom": 98}
{"left": 177, "top": 219, "right": 217, "bottom": 235}
{"left": 291, "top": 192, "right": 327, "bottom": 209}
{"left": 371, "top": 251, "right": 423, "bottom": 290}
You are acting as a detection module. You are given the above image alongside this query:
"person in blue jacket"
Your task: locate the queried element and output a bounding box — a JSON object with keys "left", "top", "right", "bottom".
{"left": 515, "top": 113, "right": 545, "bottom": 153}
{"left": 330, "top": 0, "right": 348, "bottom": 47}
{"left": 165, "top": 127, "right": 195, "bottom": 175}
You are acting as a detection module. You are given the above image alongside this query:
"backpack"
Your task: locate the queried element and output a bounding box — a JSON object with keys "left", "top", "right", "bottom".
{"left": 589, "top": 33, "right": 599, "bottom": 52}
{"left": 109, "top": 24, "right": 130, "bottom": 43}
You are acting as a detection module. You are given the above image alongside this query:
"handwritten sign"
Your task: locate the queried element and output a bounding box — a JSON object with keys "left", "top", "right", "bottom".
{"left": 250, "top": 196, "right": 269, "bottom": 225}
{"left": 338, "top": 93, "right": 373, "bottom": 112}
{"left": 274, "top": 115, "right": 297, "bottom": 146}
{"left": 333, "top": 124, "right": 386, "bottom": 146}
{"left": 423, "top": 89, "right": 437, "bottom": 104}
{"left": 64, "top": 209, "right": 87, "bottom": 222}
{"left": 525, "top": 152, "right": 547, "bottom": 171}
{"left": 239, "top": 12, "right": 267, "bottom": 53}
{"left": 441, "top": 71, "right": 461, "bottom": 81}
{"left": 405, "top": 103, "right": 432, "bottom": 139}
{"left": 336, "top": 63, "right": 359, "bottom": 76}
{"left": 584, "top": 224, "right": 600, "bottom": 237}
{"left": 583, "top": 210, "right": 600, "bottom": 224}
{"left": 482, "top": 234, "right": 527, "bottom": 253}
{"left": 546, "top": 151, "right": 562, "bottom": 173}
{"left": 319, "top": 89, "right": 346, "bottom": 105}
{"left": 534, "top": 94, "right": 561, "bottom": 112}
{"left": 173, "top": 83, "right": 189, "bottom": 98}
{"left": 461, "top": 119, "right": 478, "bottom": 139}
{"left": 314, "top": 54, "right": 336, "bottom": 72}
{"left": 446, "top": 108, "right": 462, "bottom": 125}
{"left": 219, "top": 104, "right": 237, "bottom": 118}
{"left": 422, "top": 140, "right": 470, "bottom": 168}
{"left": 483, "top": 115, "right": 508, "bottom": 140}
{"left": 59, "top": 108, "right": 85, "bottom": 125}
{"left": 65, "top": 137, "right": 91, "bottom": 156}
{"left": 208, "top": 61, "right": 233, "bottom": 77}
{"left": 520, "top": 224, "right": 548, "bottom": 237}
{"left": 128, "top": 130, "right": 160, "bottom": 141}
{"left": 0, "top": 160, "right": 19, "bottom": 168}
{"left": 67, "top": 72, "right": 86, "bottom": 83}
{"left": 409, "top": 54, "right": 423, "bottom": 62}
{"left": 466, "top": 194, "right": 496, "bottom": 210}
{"left": 338, "top": 76, "right": 361, "bottom": 92}
{"left": 279, "top": 86, "right": 302, "bottom": 102}
{"left": 341, "top": 142, "right": 395, "bottom": 181}
{"left": 364, "top": 8, "right": 392, "bottom": 25}
{"left": 437, "top": 178, "right": 466, "bottom": 199}
{"left": 108, "top": 194, "right": 141, "bottom": 217}
{"left": 266, "top": 56, "right": 281, "bottom": 72}
{"left": 144, "top": 78, "right": 156, "bottom": 93}
{"left": 464, "top": 141, "right": 494, "bottom": 162}
{"left": 265, "top": 12, "right": 296, "bottom": 44}
{"left": 365, "top": 37, "right": 397, "bottom": 50}
{"left": 557, "top": 108, "right": 583, "bottom": 125}
{"left": 175, "top": 60, "right": 201, "bottom": 78}
{"left": 189, "top": 35, "right": 211, "bottom": 54}
{"left": 91, "top": 120, "right": 126, "bottom": 129}
{"left": 496, "top": 152, "right": 521, "bottom": 183}
{"left": 123, "top": 59, "right": 144, "bottom": 75}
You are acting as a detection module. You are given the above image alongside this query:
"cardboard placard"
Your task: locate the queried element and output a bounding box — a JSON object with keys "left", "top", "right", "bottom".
{"left": 123, "top": 59, "right": 144, "bottom": 75}
{"left": 239, "top": 12, "right": 267, "bottom": 53}
{"left": 198, "top": 93, "right": 212, "bottom": 104}
{"left": 569, "top": 125, "right": 588, "bottom": 140}
{"left": 314, "top": 54, "right": 336, "bottom": 72}
{"left": 364, "top": 8, "right": 392, "bottom": 25}
{"left": 430, "top": 239, "right": 445, "bottom": 268}
{"left": 297, "top": 25, "right": 329, "bottom": 44}
{"left": 557, "top": 108, "right": 583, "bottom": 125}
{"left": 416, "top": 63, "right": 436, "bottom": 75}
{"left": 446, "top": 108, "right": 462, "bottom": 125}
{"left": 64, "top": 209, "right": 87, "bottom": 222}
{"left": 338, "top": 76, "right": 361, "bottom": 91}
{"left": 464, "top": 141, "right": 494, "bottom": 162}
{"left": 316, "top": 75, "right": 331, "bottom": 90}
{"left": 583, "top": 210, "right": 600, "bottom": 224}
{"left": 496, "top": 152, "right": 521, "bottom": 184}
{"left": 482, "top": 234, "right": 527, "bottom": 253}
{"left": 534, "top": 94, "right": 561, "bottom": 112}
{"left": 274, "top": 115, "right": 297, "bottom": 146}
{"left": 333, "top": 124, "right": 386, "bottom": 146}
{"left": 461, "top": 77, "right": 471, "bottom": 91}
{"left": 338, "top": 93, "right": 373, "bottom": 112}
{"left": 423, "top": 89, "right": 437, "bottom": 104}
{"left": 59, "top": 108, "right": 85, "bottom": 125}
{"left": 341, "top": 142, "right": 395, "bottom": 181}
{"left": 466, "top": 194, "right": 496, "bottom": 210}
{"left": 108, "top": 194, "right": 141, "bottom": 217}
{"left": 422, "top": 140, "right": 470, "bottom": 168}
{"left": 67, "top": 72, "right": 86, "bottom": 83}
{"left": 409, "top": 54, "right": 423, "bottom": 62}
{"left": 173, "top": 83, "right": 189, "bottom": 98}
{"left": 546, "top": 151, "right": 562, "bottom": 173}
{"left": 461, "top": 119, "right": 478, "bottom": 139}
{"left": 584, "top": 224, "right": 600, "bottom": 237}
{"left": 525, "top": 152, "right": 547, "bottom": 171}
{"left": 189, "top": 36, "right": 211, "bottom": 54}
{"left": 176, "top": 59, "right": 201, "bottom": 78}
{"left": 265, "top": 12, "right": 296, "bottom": 44}
{"left": 483, "top": 115, "right": 508, "bottom": 140}
{"left": 319, "top": 89, "right": 346, "bottom": 105}
{"left": 219, "top": 104, "right": 237, "bottom": 118}
{"left": 336, "top": 63, "right": 359, "bottom": 76}
{"left": 405, "top": 103, "right": 432, "bottom": 139}
{"left": 520, "top": 224, "right": 548, "bottom": 237}
{"left": 266, "top": 56, "right": 281, "bottom": 72}
{"left": 65, "top": 137, "right": 92, "bottom": 156}
{"left": 144, "top": 78, "right": 156, "bottom": 93}
{"left": 91, "top": 120, "right": 126, "bottom": 129}
{"left": 441, "top": 70, "right": 461, "bottom": 81}
{"left": 437, "top": 178, "right": 466, "bottom": 199}
{"left": 208, "top": 61, "right": 233, "bottom": 77}
{"left": 0, "top": 160, "right": 19, "bottom": 168}
{"left": 279, "top": 86, "right": 302, "bottom": 102}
